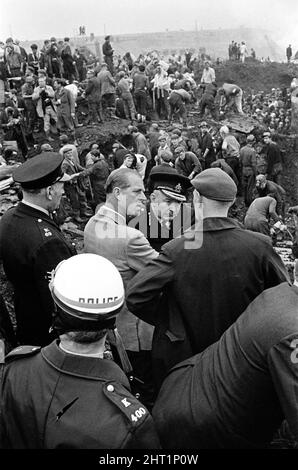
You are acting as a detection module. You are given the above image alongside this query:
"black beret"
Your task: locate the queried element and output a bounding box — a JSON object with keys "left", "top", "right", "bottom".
{"left": 191, "top": 168, "right": 237, "bottom": 202}
{"left": 149, "top": 166, "right": 191, "bottom": 202}
{"left": 13, "top": 152, "right": 70, "bottom": 189}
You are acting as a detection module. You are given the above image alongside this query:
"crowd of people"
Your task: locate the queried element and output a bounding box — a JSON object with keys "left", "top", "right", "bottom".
{"left": 0, "top": 34, "right": 298, "bottom": 451}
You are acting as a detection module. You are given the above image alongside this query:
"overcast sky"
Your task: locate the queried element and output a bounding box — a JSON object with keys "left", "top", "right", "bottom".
{"left": 1, "top": 0, "right": 297, "bottom": 44}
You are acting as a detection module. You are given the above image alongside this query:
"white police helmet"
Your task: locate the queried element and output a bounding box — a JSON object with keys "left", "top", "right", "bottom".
{"left": 49, "top": 254, "right": 124, "bottom": 323}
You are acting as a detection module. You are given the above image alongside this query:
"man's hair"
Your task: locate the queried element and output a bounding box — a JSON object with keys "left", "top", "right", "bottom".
{"left": 62, "top": 330, "right": 108, "bottom": 344}
{"left": 60, "top": 134, "right": 69, "bottom": 144}
{"left": 160, "top": 149, "right": 173, "bottom": 162}
{"left": 105, "top": 168, "right": 136, "bottom": 194}
{"left": 22, "top": 187, "right": 43, "bottom": 195}
{"left": 139, "top": 65, "right": 145, "bottom": 72}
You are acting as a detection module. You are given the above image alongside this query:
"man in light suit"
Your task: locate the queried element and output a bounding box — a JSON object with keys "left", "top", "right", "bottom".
{"left": 84, "top": 168, "right": 158, "bottom": 408}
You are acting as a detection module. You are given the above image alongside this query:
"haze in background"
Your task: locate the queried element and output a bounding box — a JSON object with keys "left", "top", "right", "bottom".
{"left": 1, "top": 0, "right": 297, "bottom": 47}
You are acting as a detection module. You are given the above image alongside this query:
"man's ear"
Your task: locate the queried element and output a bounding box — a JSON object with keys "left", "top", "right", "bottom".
{"left": 46, "top": 186, "right": 53, "bottom": 200}
{"left": 150, "top": 191, "right": 156, "bottom": 202}
{"left": 113, "top": 187, "right": 121, "bottom": 199}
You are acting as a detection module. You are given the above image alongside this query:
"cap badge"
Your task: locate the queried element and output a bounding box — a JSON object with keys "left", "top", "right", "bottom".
{"left": 175, "top": 183, "right": 182, "bottom": 193}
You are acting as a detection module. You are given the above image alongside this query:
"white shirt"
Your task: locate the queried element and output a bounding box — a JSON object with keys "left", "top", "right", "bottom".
{"left": 201, "top": 67, "right": 216, "bottom": 84}
{"left": 65, "top": 84, "right": 78, "bottom": 101}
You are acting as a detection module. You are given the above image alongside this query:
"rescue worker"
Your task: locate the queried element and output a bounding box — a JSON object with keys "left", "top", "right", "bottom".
{"left": 84, "top": 69, "right": 103, "bottom": 124}
{"left": 0, "top": 153, "right": 76, "bottom": 346}
{"left": 102, "top": 35, "right": 114, "bottom": 75}
{"left": 136, "top": 166, "right": 194, "bottom": 252}
{"left": 255, "top": 174, "right": 286, "bottom": 218}
{"left": 218, "top": 83, "right": 244, "bottom": 114}
{"left": 174, "top": 146, "right": 202, "bottom": 180}
{"left": 126, "top": 168, "right": 289, "bottom": 388}
{"left": 0, "top": 254, "right": 160, "bottom": 449}
{"left": 262, "top": 132, "right": 283, "bottom": 185}
{"left": 200, "top": 61, "right": 216, "bottom": 91}
{"left": 153, "top": 282, "right": 298, "bottom": 448}
{"left": 168, "top": 88, "right": 191, "bottom": 126}
{"left": 244, "top": 196, "right": 282, "bottom": 236}
{"left": 199, "top": 82, "right": 218, "bottom": 119}
{"left": 239, "top": 134, "right": 257, "bottom": 206}
{"left": 61, "top": 148, "right": 91, "bottom": 223}
{"left": 199, "top": 121, "right": 216, "bottom": 169}
{"left": 219, "top": 125, "right": 241, "bottom": 185}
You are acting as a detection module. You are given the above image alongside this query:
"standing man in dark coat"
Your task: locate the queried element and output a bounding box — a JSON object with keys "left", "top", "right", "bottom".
{"left": 262, "top": 131, "right": 283, "bottom": 185}
{"left": 61, "top": 38, "right": 76, "bottom": 82}
{"left": 199, "top": 121, "right": 216, "bottom": 169}
{"left": 126, "top": 168, "right": 289, "bottom": 388}
{"left": 0, "top": 153, "right": 77, "bottom": 346}
{"left": 84, "top": 70, "right": 103, "bottom": 124}
{"left": 286, "top": 44, "right": 292, "bottom": 63}
{"left": 102, "top": 35, "right": 114, "bottom": 75}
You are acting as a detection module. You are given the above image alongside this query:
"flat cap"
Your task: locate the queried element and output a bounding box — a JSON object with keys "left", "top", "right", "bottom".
{"left": 174, "top": 146, "right": 186, "bottom": 155}
{"left": 191, "top": 168, "right": 237, "bottom": 202}
{"left": 149, "top": 166, "right": 191, "bottom": 202}
{"left": 40, "top": 143, "right": 53, "bottom": 152}
{"left": 13, "top": 152, "right": 70, "bottom": 189}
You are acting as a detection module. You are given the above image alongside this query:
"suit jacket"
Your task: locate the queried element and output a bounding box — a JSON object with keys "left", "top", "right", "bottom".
{"left": 55, "top": 87, "right": 75, "bottom": 116}
{"left": 84, "top": 205, "right": 158, "bottom": 351}
{"left": 0, "top": 203, "right": 76, "bottom": 346}
{"left": 126, "top": 217, "right": 290, "bottom": 387}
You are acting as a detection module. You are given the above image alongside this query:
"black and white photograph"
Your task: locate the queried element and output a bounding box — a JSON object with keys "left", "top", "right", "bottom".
{"left": 0, "top": 0, "right": 297, "bottom": 457}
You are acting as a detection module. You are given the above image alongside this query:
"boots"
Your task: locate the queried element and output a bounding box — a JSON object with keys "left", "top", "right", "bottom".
{"left": 108, "top": 107, "right": 120, "bottom": 119}
{"left": 45, "top": 131, "right": 54, "bottom": 142}
{"left": 72, "top": 211, "right": 84, "bottom": 223}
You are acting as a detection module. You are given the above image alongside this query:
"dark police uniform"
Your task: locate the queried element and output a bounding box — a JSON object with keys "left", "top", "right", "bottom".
{"left": 136, "top": 201, "right": 194, "bottom": 252}
{"left": 153, "top": 283, "right": 298, "bottom": 449}
{"left": 0, "top": 153, "right": 76, "bottom": 346}
{"left": 0, "top": 340, "right": 160, "bottom": 449}
{"left": 0, "top": 203, "right": 76, "bottom": 346}
{"left": 136, "top": 166, "right": 194, "bottom": 252}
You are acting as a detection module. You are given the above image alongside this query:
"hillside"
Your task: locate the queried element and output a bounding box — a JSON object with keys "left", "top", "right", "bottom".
{"left": 23, "top": 27, "right": 284, "bottom": 62}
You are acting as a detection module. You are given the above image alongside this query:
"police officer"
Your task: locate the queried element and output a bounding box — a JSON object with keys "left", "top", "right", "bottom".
{"left": 136, "top": 166, "right": 194, "bottom": 252}
{"left": 0, "top": 254, "right": 160, "bottom": 449}
{"left": 0, "top": 153, "right": 77, "bottom": 347}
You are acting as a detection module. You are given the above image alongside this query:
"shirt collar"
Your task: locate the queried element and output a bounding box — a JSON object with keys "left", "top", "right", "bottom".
{"left": 59, "top": 342, "right": 104, "bottom": 359}
{"left": 21, "top": 199, "right": 49, "bottom": 216}
{"left": 42, "top": 340, "right": 129, "bottom": 384}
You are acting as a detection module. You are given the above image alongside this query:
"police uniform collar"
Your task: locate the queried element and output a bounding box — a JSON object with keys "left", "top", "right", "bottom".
{"left": 17, "top": 202, "right": 59, "bottom": 228}
{"left": 42, "top": 340, "right": 130, "bottom": 385}
{"left": 21, "top": 199, "right": 49, "bottom": 216}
